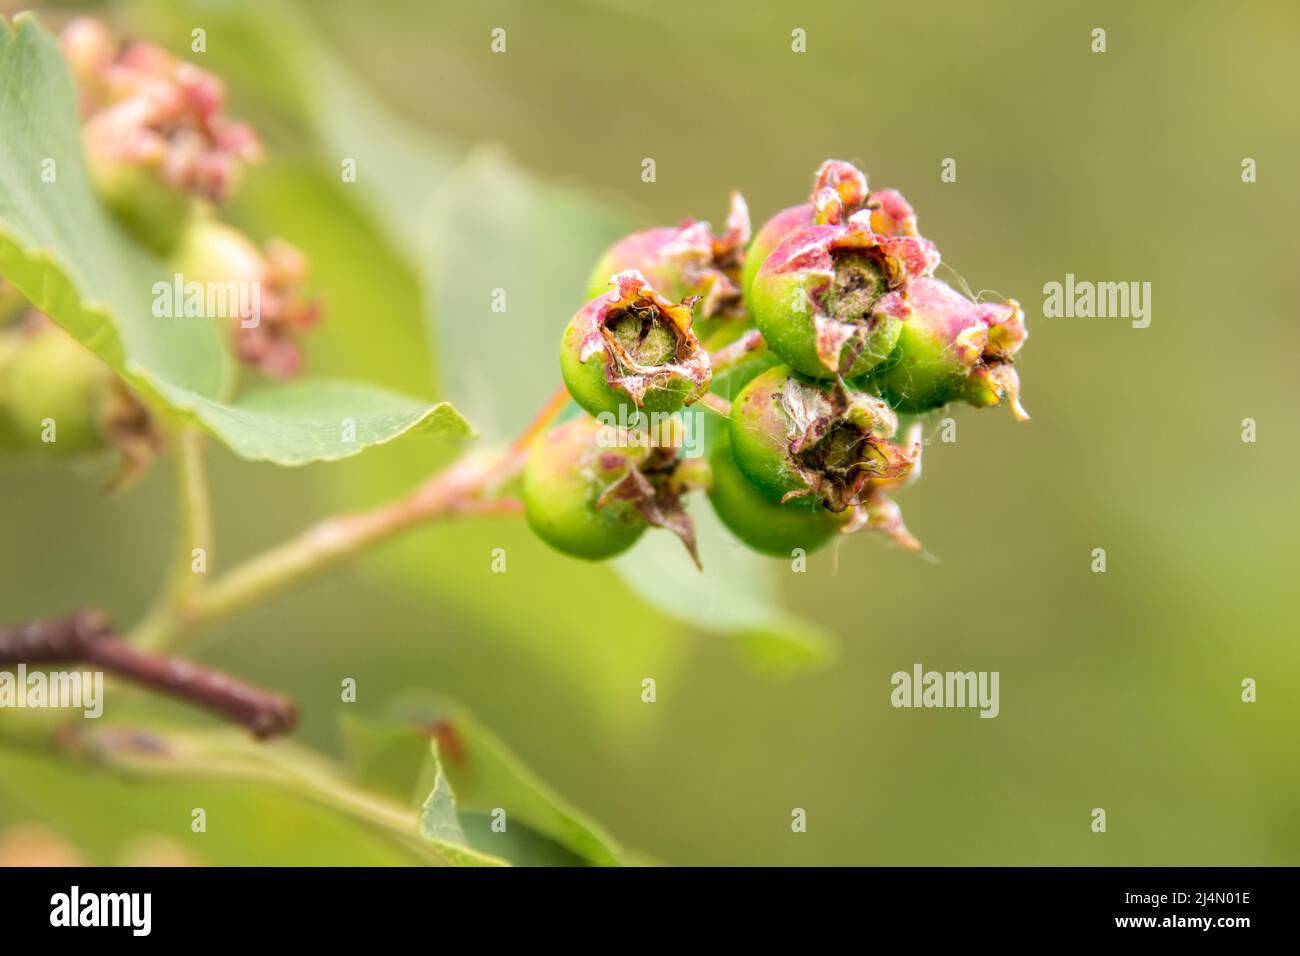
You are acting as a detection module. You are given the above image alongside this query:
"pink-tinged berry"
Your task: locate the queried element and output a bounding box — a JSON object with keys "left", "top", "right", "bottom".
{"left": 586, "top": 193, "right": 751, "bottom": 334}
{"left": 561, "top": 269, "right": 711, "bottom": 418}
{"left": 749, "top": 213, "right": 940, "bottom": 380}
{"left": 741, "top": 160, "right": 920, "bottom": 301}
{"left": 870, "top": 277, "right": 1028, "bottom": 420}
{"left": 170, "top": 220, "right": 321, "bottom": 379}
{"left": 64, "top": 19, "right": 262, "bottom": 251}
{"left": 728, "top": 365, "right": 919, "bottom": 514}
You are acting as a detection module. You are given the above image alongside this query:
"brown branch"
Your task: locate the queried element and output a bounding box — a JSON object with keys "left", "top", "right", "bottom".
{"left": 0, "top": 612, "right": 298, "bottom": 739}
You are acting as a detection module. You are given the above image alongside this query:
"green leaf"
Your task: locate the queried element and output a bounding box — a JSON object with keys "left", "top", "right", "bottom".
{"left": 184, "top": 381, "right": 471, "bottom": 466}
{"left": 425, "top": 148, "right": 632, "bottom": 442}
{"left": 0, "top": 13, "right": 469, "bottom": 464}
{"left": 436, "top": 710, "right": 625, "bottom": 867}
{"left": 0, "top": 724, "right": 508, "bottom": 866}
{"left": 343, "top": 708, "right": 626, "bottom": 867}
{"left": 0, "top": 740, "right": 419, "bottom": 866}
{"left": 614, "top": 502, "right": 837, "bottom": 677}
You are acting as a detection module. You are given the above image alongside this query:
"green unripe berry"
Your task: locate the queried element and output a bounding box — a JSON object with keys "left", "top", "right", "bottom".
{"left": 560, "top": 270, "right": 711, "bottom": 419}
{"left": 0, "top": 326, "right": 27, "bottom": 449}
{"left": 729, "top": 365, "right": 915, "bottom": 513}
{"left": 85, "top": 141, "right": 196, "bottom": 255}
{"left": 868, "top": 277, "right": 1028, "bottom": 419}
{"left": 742, "top": 204, "right": 810, "bottom": 304}
{"left": 2, "top": 324, "right": 114, "bottom": 454}
{"left": 750, "top": 220, "right": 937, "bottom": 381}
{"left": 523, "top": 417, "right": 649, "bottom": 561}
{"left": 708, "top": 433, "right": 842, "bottom": 557}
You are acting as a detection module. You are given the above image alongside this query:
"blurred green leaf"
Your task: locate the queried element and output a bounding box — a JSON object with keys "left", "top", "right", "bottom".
{"left": 615, "top": 502, "right": 836, "bottom": 677}
{"left": 0, "top": 13, "right": 467, "bottom": 465}
{"left": 0, "top": 732, "right": 424, "bottom": 866}
{"left": 343, "top": 709, "right": 625, "bottom": 866}
{"left": 435, "top": 710, "right": 625, "bottom": 866}
{"left": 188, "top": 381, "right": 471, "bottom": 466}
{"left": 425, "top": 148, "right": 630, "bottom": 441}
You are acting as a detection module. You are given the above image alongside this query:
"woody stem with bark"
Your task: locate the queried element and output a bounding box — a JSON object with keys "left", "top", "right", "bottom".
{"left": 0, "top": 612, "right": 298, "bottom": 738}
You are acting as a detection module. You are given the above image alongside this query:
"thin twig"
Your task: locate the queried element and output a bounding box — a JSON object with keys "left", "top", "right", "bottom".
{"left": 170, "top": 451, "right": 516, "bottom": 642}
{"left": 132, "top": 341, "right": 765, "bottom": 650}
{"left": 130, "top": 429, "right": 213, "bottom": 649}
{"left": 707, "top": 328, "right": 765, "bottom": 375}
{"left": 0, "top": 612, "right": 298, "bottom": 739}
{"left": 698, "top": 393, "right": 732, "bottom": 417}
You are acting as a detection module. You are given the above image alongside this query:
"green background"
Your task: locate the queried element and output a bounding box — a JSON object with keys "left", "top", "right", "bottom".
{"left": 1, "top": 0, "right": 1297, "bottom": 865}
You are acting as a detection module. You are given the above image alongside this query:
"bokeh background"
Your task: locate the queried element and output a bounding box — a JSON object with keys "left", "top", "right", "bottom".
{"left": 1, "top": 0, "right": 1297, "bottom": 865}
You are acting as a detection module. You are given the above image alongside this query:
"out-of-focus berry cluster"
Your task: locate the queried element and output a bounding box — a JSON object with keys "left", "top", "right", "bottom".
{"left": 1, "top": 20, "right": 324, "bottom": 484}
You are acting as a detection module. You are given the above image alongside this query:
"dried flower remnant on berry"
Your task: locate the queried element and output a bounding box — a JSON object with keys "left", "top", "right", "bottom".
{"left": 562, "top": 270, "right": 711, "bottom": 416}
{"left": 839, "top": 423, "right": 925, "bottom": 551}
{"left": 596, "top": 428, "right": 709, "bottom": 568}
{"left": 170, "top": 221, "right": 321, "bottom": 379}
{"left": 729, "top": 366, "right": 919, "bottom": 520}
{"left": 751, "top": 212, "right": 940, "bottom": 379}
{"left": 776, "top": 376, "right": 918, "bottom": 512}
{"left": 743, "top": 159, "right": 924, "bottom": 301}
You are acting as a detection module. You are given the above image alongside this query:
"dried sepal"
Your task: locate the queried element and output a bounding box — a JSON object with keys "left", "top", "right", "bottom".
{"left": 595, "top": 439, "right": 704, "bottom": 568}
{"left": 839, "top": 424, "right": 924, "bottom": 550}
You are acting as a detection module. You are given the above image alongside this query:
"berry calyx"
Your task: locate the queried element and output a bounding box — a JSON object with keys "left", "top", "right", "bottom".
{"left": 741, "top": 160, "right": 920, "bottom": 302}
{"left": 560, "top": 270, "right": 711, "bottom": 418}
{"left": 869, "top": 277, "right": 1028, "bottom": 419}
{"left": 523, "top": 416, "right": 705, "bottom": 563}
{"left": 749, "top": 214, "right": 939, "bottom": 379}
{"left": 728, "top": 365, "right": 918, "bottom": 513}
{"left": 707, "top": 432, "right": 843, "bottom": 557}
{"left": 585, "top": 193, "right": 751, "bottom": 331}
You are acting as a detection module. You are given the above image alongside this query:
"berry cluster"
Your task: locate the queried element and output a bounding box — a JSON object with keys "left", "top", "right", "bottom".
{"left": 0, "top": 20, "right": 324, "bottom": 485}
{"left": 62, "top": 18, "right": 320, "bottom": 378}
{"left": 525, "top": 160, "right": 1029, "bottom": 564}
